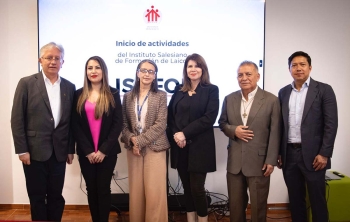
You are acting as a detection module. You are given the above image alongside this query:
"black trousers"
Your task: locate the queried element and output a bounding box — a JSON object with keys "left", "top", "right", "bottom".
{"left": 23, "top": 152, "right": 66, "bottom": 221}
{"left": 79, "top": 154, "right": 117, "bottom": 222}
{"left": 177, "top": 147, "right": 208, "bottom": 217}
{"left": 283, "top": 146, "right": 328, "bottom": 222}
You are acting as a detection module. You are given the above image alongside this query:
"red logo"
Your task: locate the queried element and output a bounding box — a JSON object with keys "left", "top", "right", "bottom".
{"left": 144, "top": 5, "right": 161, "bottom": 23}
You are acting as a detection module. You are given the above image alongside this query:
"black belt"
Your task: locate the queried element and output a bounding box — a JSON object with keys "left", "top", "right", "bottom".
{"left": 288, "top": 143, "right": 302, "bottom": 148}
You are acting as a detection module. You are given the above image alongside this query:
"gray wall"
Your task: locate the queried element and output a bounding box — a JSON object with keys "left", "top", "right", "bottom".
{"left": 264, "top": 0, "right": 350, "bottom": 202}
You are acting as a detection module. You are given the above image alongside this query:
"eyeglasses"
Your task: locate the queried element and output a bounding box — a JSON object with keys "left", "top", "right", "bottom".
{"left": 138, "top": 68, "right": 156, "bottom": 75}
{"left": 42, "top": 57, "right": 62, "bottom": 62}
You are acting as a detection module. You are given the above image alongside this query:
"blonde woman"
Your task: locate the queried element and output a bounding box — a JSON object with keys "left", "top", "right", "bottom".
{"left": 73, "top": 56, "right": 122, "bottom": 222}
{"left": 121, "top": 59, "right": 170, "bottom": 222}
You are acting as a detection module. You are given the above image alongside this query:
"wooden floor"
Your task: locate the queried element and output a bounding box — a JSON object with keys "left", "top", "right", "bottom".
{"left": 0, "top": 208, "right": 291, "bottom": 222}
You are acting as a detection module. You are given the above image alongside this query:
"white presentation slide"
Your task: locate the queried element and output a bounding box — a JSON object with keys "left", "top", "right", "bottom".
{"left": 38, "top": 0, "right": 265, "bottom": 126}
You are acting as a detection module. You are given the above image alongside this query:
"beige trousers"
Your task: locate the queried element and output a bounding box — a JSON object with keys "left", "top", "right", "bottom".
{"left": 127, "top": 148, "right": 168, "bottom": 222}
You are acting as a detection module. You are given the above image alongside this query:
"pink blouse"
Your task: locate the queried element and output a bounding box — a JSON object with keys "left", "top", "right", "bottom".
{"left": 85, "top": 101, "right": 102, "bottom": 152}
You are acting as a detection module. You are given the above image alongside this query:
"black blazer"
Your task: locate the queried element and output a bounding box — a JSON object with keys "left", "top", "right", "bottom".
{"left": 72, "top": 87, "right": 123, "bottom": 157}
{"left": 279, "top": 78, "right": 338, "bottom": 171}
{"left": 167, "top": 84, "right": 219, "bottom": 173}
{"left": 11, "top": 72, "right": 76, "bottom": 162}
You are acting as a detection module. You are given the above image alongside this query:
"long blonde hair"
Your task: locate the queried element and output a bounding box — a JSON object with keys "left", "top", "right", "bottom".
{"left": 76, "top": 56, "right": 115, "bottom": 119}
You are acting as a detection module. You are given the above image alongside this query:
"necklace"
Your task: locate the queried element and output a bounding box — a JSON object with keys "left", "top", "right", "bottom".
{"left": 242, "top": 98, "right": 254, "bottom": 118}
{"left": 188, "top": 89, "right": 196, "bottom": 96}
{"left": 189, "top": 82, "right": 199, "bottom": 96}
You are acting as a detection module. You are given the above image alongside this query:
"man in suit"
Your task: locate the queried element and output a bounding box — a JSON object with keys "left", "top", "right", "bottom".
{"left": 219, "top": 61, "right": 281, "bottom": 222}
{"left": 278, "top": 51, "right": 338, "bottom": 222}
{"left": 11, "top": 42, "right": 76, "bottom": 221}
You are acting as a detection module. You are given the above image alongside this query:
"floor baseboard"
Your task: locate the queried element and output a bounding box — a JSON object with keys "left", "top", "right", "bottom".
{"left": 0, "top": 204, "right": 89, "bottom": 210}
{"left": 0, "top": 203, "right": 289, "bottom": 211}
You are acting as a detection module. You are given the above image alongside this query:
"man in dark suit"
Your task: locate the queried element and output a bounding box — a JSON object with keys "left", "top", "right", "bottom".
{"left": 219, "top": 61, "right": 281, "bottom": 222}
{"left": 11, "top": 42, "right": 76, "bottom": 221}
{"left": 278, "top": 51, "right": 338, "bottom": 222}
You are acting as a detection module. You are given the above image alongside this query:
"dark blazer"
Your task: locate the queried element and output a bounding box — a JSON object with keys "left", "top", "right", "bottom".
{"left": 167, "top": 84, "right": 219, "bottom": 173}
{"left": 219, "top": 87, "right": 281, "bottom": 176}
{"left": 121, "top": 90, "right": 170, "bottom": 152}
{"left": 11, "top": 72, "right": 75, "bottom": 162}
{"left": 72, "top": 87, "right": 123, "bottom": 157}
{"left": 279, "top": 78, "right": 338, "bottom": 171}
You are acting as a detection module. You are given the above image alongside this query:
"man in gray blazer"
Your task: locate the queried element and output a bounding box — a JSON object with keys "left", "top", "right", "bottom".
{"left": 219, "top": 61, "right": 281, "bottom": 222}
{"left": 11, "top": 42, "right": 75, "bottom": 221}
{"left": 278, "top": 51, "right": 338, "bottom": 222}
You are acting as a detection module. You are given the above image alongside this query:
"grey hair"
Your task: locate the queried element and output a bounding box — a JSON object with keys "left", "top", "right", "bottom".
{"left": 238, "top": 60, "right": 259, "bottom": 72}
{"left": 39, "top": 42, "right": 65, "bottom": 59}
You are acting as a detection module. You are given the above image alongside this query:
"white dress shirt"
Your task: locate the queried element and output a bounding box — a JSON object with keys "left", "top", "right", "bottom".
{"left": 241, "top": 86, "right": 258, "bottom": 126}
{"left": 42, "top": 72, "right": 62, "bottom": 128}
{"left": 288, "top": 77, "right": 310, "bottom": 143}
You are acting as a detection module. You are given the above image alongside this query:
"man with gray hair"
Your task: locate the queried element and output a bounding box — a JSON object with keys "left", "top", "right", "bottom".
{"left": 11, "top": 42, "right": 75, "bottom": 221}
{"left": 219, "top": 61, "right": 280, "bottom": 222}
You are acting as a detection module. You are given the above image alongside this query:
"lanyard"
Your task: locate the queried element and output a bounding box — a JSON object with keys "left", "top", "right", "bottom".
{"left": 137, "top": 90, "right": 150, "bottom": 122}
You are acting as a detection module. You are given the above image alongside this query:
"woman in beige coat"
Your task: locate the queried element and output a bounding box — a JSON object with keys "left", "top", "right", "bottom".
{"left": 121, "top": 59, "right": 170, "bottom": 222}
